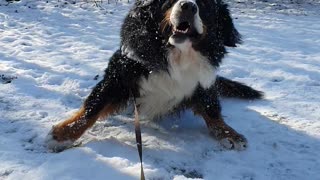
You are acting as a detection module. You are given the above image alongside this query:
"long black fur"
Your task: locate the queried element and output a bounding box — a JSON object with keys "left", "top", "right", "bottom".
{"left": 215, "top": 76, "right": 263, "bottom": 99}
{"left": 49, "top": 0, "right": 263, "bottom": 151}
{"left": 82, "top": 0, "right": 263, "bottom": 117}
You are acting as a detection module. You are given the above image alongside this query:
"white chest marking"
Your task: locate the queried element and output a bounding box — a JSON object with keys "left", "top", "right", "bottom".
{"left": 137, "top": 40, "right": 216, "bottom": 120}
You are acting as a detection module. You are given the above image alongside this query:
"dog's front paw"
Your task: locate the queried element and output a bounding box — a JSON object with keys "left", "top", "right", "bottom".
{"left": 45, "top": 127, "right": 74, "bottom": 153}
{"left": 219, "top": 133, "right": 247, "bottom": 150}
{"left": 209, "top": 125, "right": 248, "bottom": 151}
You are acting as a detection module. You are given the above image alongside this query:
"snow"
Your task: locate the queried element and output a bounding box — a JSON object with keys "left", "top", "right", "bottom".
{"left": 0, "top": 0, "right": 319, "bottom": 179}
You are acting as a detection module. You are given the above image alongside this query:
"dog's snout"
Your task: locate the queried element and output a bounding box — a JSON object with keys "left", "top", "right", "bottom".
{"left": 180, "top": 1, "right": 197, "bottom": 14}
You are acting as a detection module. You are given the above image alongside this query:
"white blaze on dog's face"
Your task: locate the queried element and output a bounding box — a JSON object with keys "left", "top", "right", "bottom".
{"left": 168, "top": 0, "right": 204, "bottom": 46}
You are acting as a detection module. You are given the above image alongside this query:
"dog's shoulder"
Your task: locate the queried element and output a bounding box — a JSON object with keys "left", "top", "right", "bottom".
{"left": 120, "top": 3, "right": 168, "bottom": 71}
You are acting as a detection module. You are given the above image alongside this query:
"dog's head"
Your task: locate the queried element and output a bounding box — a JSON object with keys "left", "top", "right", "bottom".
{"left": 121, "top": 0, "right": 241, "bottom": 69}
{"left": 135, "top": 0, "right": 241, "bottom": 47}
{"left": 161, "top": 0, "right": 205, "bottom": 45}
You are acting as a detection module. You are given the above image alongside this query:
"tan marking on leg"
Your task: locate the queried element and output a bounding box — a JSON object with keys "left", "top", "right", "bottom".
{"left": 193, "top": 109, "right": 247, "bottom": 150}
{"left": 51, "top": 105, "right": 118, "bottom": 142}
{"left": 202, "top": 113, "right": 236, "bottom": 140}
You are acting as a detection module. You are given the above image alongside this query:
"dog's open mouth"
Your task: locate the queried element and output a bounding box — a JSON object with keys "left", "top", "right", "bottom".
{"left": 173, "top": 21, "right": 191, "bottom": 35}
{"left": 169, "top": 17, "right": 202, "bottom": 44}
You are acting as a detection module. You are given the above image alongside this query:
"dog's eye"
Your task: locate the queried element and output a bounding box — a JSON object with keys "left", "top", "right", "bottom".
{"left": 197, "top": 0, "right": 204, "bottom": 7}
{"left": 161, "top": 0, "right": 174, "bottom": 11}
{"left": 197, "top": 0, "right": 208, "bottom": 7}
{"left": 197, "top": 0, "right": 215, "bottom": 17}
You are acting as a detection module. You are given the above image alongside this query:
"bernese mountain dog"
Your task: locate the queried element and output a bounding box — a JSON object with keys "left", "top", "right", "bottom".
{"left": 46, "top": 0, "right": 263, "bottom": 152}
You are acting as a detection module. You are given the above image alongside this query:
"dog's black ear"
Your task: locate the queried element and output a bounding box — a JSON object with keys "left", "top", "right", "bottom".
{"left": 216, "top": 3, "right": 242, "bottom": 47}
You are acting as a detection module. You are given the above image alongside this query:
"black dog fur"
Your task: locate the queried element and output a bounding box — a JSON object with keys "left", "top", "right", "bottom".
{"left": 47, "top": 0, "right": 263, "bottom": 152}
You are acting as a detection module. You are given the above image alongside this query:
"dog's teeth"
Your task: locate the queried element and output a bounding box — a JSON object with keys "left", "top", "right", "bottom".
{"left": 173, "top": 27, "right": 189, "bottom": 34}
{"left": 182, "top": 28, "right": 188, "bottom": 33}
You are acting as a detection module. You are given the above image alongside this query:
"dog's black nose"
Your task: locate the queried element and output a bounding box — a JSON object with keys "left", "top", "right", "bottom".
{"left": 180, "top": 1, "right": 197, "bottom": 15}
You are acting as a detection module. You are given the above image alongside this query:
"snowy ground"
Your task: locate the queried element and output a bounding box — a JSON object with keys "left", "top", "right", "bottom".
{"left": 1, "top": 0, "right": 319, "bottom": 179}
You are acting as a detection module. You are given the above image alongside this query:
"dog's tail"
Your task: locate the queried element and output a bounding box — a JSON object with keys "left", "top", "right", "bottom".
{"left": 215, "top": 76, "right": 263, "bottom": 100}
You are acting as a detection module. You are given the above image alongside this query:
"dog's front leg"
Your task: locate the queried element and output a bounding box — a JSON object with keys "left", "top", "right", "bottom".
{"left": 191, "top": 87, "right": 247, "bottom": 150}
{"left": 46, "top": 73, "right": 130, "bottom": 152}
